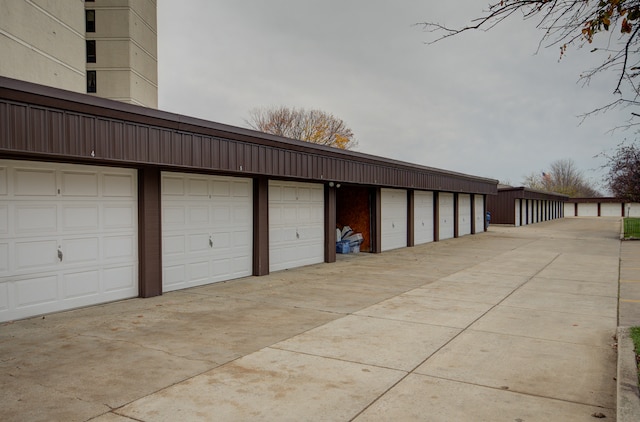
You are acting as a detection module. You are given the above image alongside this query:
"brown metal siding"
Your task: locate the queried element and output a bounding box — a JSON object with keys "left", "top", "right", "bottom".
{"left": 138, "top": 167, "right": 162, "bottom": 297}
{"left": 324, "top": 186, "right": 337, "bottom": 263}
{"left": 487, "top": 190, "right": 516, "bottom": 225}
{"left": 1, "top": 78, "right": 497, "bottom": 195}
{"left": 407, "top": 190, "right": 415, "bottom": 247}
{"left": 252, "top": 177, "right": 269, "bottom": 276}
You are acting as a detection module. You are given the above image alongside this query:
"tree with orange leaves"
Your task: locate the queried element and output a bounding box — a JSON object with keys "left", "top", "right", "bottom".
{"left": 246, "top": 106, "right": 358, "bottom": 150}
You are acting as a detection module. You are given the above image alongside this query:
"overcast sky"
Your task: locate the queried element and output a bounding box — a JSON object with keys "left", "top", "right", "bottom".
{"left": 157, "top": 1, "right": 629, "bottom": 191}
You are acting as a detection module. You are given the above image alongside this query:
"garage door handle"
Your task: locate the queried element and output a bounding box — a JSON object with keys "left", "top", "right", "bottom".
{"left": 57, "top": 247, "right": 63, "bottom": 262}
{"left": 209, "top": 236, "right": 213, "bottom": 248}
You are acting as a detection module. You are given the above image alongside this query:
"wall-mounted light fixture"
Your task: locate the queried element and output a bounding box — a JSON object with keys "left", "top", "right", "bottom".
{"left": 329, "top": 182, "right": 335, "bottom": 187}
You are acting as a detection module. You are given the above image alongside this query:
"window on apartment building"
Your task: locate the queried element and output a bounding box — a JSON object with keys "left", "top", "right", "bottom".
{"left": 86, "top": 40, "right": 96, "bottom": 63}
{"left": 87, "top": 71, "right": 97, "bottom": 93}
{"left": 86, "top": 10, "right": 95, "bottom": 32}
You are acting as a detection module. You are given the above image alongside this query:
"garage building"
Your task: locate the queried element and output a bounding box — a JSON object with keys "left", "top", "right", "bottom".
{"left": 564, "top": 198, "right": 640, "bottom": 217}
{"left": 0, "top": 77, "right": 497, "bottom": 322}
{"left": 487, "top": 186, "right": 568, "bottom": 226}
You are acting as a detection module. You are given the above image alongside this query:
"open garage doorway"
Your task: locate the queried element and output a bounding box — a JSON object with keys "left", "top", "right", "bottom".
{"left": 335, "top": 185, "right": 374, "bottom": 253}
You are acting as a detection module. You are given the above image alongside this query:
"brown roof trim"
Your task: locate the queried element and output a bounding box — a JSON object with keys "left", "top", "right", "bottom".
{"left": 497, "top": 186, "right": 569, "bottom": 201}
{"left": 566, "top": 197, "right": 627, "bottom": 203}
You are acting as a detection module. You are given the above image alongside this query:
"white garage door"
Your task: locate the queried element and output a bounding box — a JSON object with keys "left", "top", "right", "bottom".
{"left": 414, "top": 191, "right": 434, "bottom": 245}
{"left": 527, "top": 200, "right": 533, "bottom": 224}
{"left": 578, "top": 203, "right": 598, "bottom": 217}
{"left": 269, "top": 181, "right": 324, "bottom": 272}
{"left": 438, "top": 193, "right": 454, "bottom": 240}
{"left": 457, "top": 194, "right": 471, "bottom": 236}
{"left": 381, "top": 188, "right": 407, "bottom": 251}
{"left": 0, "top": 160, "right": 137, "bottom": 322}
{"left": 474, "top": 195, "right": 485, "bottom": 232}
{"left": 601, "top": 203, "right": 621, "bottom": 217}
{"left": 162, "top": 173, "right": 252, "bottom": 292}
{"left": 515, "top": 199, "right": 521, "bottom": 227}
{"left": 564, "top": 202, "right": 575, "bottom": 217}
{"left": 626, "top": 203, "right": 640, "bottom": 217}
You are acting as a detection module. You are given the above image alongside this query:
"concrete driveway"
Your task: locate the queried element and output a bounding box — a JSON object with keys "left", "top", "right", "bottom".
{"left": 0, "top": 218, "right": 622, "bottom": 421}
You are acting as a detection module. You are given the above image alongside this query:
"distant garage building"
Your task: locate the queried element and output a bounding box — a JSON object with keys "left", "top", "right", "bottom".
{"left": 487, "top": 186, "right": 568, "bottom": 226}
{"left": 564, "top": 198, "right": 640, "bottom": 217}
{"left": 0, "top": 77, "right": 497, "bottom": 322}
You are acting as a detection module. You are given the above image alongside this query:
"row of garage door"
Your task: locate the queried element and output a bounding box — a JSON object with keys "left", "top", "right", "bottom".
{"left": 514, "top": 199, "right": 564, "bottom": 226}
{"left": 0, "top": 160, "right": 485, "bottom": 322}
{"left": 563, "top": 202, "right": 640, "bottom": 217}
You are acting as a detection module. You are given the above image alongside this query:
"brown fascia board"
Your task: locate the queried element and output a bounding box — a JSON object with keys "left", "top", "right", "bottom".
{"left": 567, "top": 197, "right": 625, "bottom": 203}
{"left": 0, "top": 76, "right": 497, "bottom": 188}
{"left": 498, "top": 186, "right": 569, "bottom": 201}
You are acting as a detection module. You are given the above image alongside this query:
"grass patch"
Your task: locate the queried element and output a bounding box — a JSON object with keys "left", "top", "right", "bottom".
{"left": 631, "top": 327, "right": 640, "bottom": 385}
{"left": 624, "top": 218, "right": 640, "bottom": 239}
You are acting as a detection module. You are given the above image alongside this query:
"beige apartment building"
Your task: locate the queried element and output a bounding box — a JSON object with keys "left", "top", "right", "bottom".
{"left": 0, "top": 0, "right": 157, "bottom": 108}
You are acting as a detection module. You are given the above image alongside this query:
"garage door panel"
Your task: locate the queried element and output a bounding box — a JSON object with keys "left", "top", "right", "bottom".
{"left": 211, "top": 180, "right": 231, "bottom": 196}
{"left": 16, "top": 205, "right": 57, "bottom": 233}
{"left": 0, "top": 167, "right": 7, "bottom": 195}
{"left": 163, "top": 206, "right": 185, "bottom": 226}
{"left": 103, "top": 173, "right": 135, "bottom": 197}
{"left": 163, "top": 176, "right": 184, "bottom": 195}
{"left": 233, "top": 206, "right": 251, "bottom": 223}
{"left": 63, "top": 270, "right": 99, "bottom": 299}
{"left": 283, "top": 186, "right": 297, "bottom": 201}
{"left": 62, "top": 205, "right": 99, "bottom": 230}
{"left": 188, "top": 233, "right": 211, "bottom": 253}
{"left": 14, "top": 168, "right": 57, "bottom": 196}
{"left": 211, "top": 258, "right": 233, "bottom": 278}
{"left": 104, "top": 235, "right": 135, "bottom": 260}
{"left": 0, "top": 206, "right": 7, "bottom": 233}
{"left": 189, "top": 206, "right": 209, "bottom": 224}
{"left": 103, "top": 265, "right": 136, "bottom": 292}
{"left": 212, "top": 205, "right": 231, "bottom": 223}
{"left": 189, "top": 178, "right": 209, "bottom": 196}
{"left": 211, "top": 232, "right": 231, "bottom": 249}
{"left": 0, "top": 243, "right": 8, "bottom": 274}
{"left": 63, "top": 237, "right": 99, "bottom": 264}
{"left": 0, "top": 283, "right": 8, "bottom": 311}
{"left": 164, "top": 265, "right": 185, "bottom": 288}
{"left": 104, "top": 205, "right": 135, "bottom": 229}
{"left": 232, "top": 181, "right": 250, "bottom": 197}
{"left": 189, "top": 261, "right": 210, "bottom": 282}
{"left": 163, "top": 235, "right": 185, "bottom": 255}
{"left": 60, "top": 172, "right": 98, "bottom": 197}
{"left": 17, "top": 240, "right": 58, "bottom": 270}
{"left": 282, "top": 205, "right": 297, "bottom": 221}
{"left": 233, "top": 230, "right": 251, "bottom": 247}
{"left": 16, "top": 275, "right": 58, "bottom": 308}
